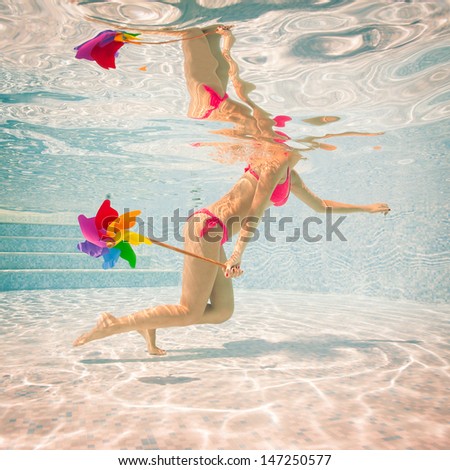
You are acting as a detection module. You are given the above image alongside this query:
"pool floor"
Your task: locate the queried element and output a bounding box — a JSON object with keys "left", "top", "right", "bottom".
{"left": 0, "top": 287, "right": 448, "bottom": 450}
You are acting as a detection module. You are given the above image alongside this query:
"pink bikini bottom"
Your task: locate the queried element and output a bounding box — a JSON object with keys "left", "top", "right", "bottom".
{"left": 195, "top": 85, "right": 229, "bottom": 120}
{"left": 187, "top": 208, "right": 228, "bottom": 245}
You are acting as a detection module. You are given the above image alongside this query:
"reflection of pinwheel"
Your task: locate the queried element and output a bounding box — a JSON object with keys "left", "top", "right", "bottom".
{"left": 77, "top": 200, "right": 226, "bottom": 270}
{"left": 74, "top": 30, "right": 141, "bottom": 69}
{"left": 74, "top": 28, "right": 222, "bottom": 70}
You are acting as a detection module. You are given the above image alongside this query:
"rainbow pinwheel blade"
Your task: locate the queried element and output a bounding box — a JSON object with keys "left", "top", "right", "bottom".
{"left": 77, "top": 200, "right": 148, "bottom": 269}
{"left": 74, "top": 30, "right": 141, "bottom": 69}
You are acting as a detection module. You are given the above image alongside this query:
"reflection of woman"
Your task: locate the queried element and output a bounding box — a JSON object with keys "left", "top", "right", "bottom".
{"left": 73, "top": 26, "right": 390, "bottom": 353}
{"left": 179, "top": 26, "right": 279, "bottom": 142}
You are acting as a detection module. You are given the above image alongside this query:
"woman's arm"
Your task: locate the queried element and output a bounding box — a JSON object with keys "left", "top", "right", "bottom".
{"left": 291, "top": 169, "right": 390, "bottom": 214}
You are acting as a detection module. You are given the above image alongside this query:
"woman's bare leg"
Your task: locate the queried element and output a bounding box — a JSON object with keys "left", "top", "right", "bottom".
{"left": 136, "top": 247, "right": 233, "bottom": 354}
{"left": 73, "top": 217, "right": 223, "bottom": 347}
{"left": 140, "top": 26, "right": 232, "bottom": 118}
{"left": 137, "top": 25, "right": 255, "bottom": 128}
{"left": 195, "top": 246, "right": 234, "bottom": 325}
{"left": 179, "top": 28, "right": 228, "bottom": 118}
{"left": 137, "top": 329, "right": 166, "bottom": 356}
{"left": 202, "top": 26, "right": 231, "bottom": 92}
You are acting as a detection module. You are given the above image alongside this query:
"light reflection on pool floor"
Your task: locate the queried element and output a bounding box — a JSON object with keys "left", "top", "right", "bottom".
{"left": 0, "top": 287, "right": 448, "bottom": 450}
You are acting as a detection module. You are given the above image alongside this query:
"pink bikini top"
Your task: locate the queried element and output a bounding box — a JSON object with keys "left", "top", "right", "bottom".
{"left": 244, "top": 165, "right": 291, "bottom": 207}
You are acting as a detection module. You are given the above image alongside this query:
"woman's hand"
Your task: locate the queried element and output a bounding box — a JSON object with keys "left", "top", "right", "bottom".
{"left": 365, "top": 203, "right": 391, "bottom": 214}
{"left": 223, "top": 252, "right": 243, "bottom": 278}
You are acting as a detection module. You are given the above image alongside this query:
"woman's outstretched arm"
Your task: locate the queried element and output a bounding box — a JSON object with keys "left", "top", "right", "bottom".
{"left": 290, "top": 169, "right": 390, "bottom": 214}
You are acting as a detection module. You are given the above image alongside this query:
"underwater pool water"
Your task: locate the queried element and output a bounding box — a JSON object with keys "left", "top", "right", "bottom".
{"left": 1, "top": 0, "right": 449, "bottom": 301}
{"left": 1, "top": 287, "right": 448, "bottom": 450}
{"left": 0, "top": 0, "right": 449, "bottom": 451}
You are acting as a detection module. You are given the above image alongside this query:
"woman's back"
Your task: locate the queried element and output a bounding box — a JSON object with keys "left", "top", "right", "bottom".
{"left": 207, "top": 151, "right": 295, "bottom": 237}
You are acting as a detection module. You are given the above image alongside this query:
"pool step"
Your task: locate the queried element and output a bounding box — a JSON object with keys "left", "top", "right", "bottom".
{"left": 0, "top": 236, "right": 81, "bottom": 253}
{"left": 0, "top": 252, "right": 162, "bottom": 270}
{"left": 0, "top": 222, "right": 81, "bottom": 238}
{"left": 0, "top": 269, "right": 179, "bottom": 291}
{"left": 0, "top": 222, "right": 180, "bottom": 291}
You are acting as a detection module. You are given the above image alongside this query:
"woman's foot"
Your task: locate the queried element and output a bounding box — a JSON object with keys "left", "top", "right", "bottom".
{"left": 138, "top": 329, "right": 167, "bottom": 356}
{"left": 215, "top": 25, "right": 234, "bottom": 33}
{"left": 199, "top": 24, "right": 233, "bottom": 35}
{"left": 73, "top": 312, "right": 117, "bottom": 347}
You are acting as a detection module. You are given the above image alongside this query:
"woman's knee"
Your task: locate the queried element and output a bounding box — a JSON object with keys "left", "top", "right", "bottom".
{"left": 179, "top": 305, "right": 204, "bottom": 326}
{"left": 215, "top": 303, "right": 234, "bottom": 324}
{"left": 184, "top": 27, "right": 203, "bottom": 37}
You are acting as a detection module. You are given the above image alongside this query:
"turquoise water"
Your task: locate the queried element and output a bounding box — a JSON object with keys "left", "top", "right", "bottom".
{"left": 0, "top": 0, "right": 449, "bottom": 450}
{"left": 1, "top": 0, "right": 449, "bottom": 301}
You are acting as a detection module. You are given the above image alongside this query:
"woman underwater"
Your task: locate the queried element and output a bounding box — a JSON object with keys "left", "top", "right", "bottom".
{"left": 73, "top": 26, "right": 390, "bottom": 353}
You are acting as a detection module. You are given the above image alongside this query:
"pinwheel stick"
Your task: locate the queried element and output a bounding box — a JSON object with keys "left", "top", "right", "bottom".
{"left": 108, "top": 237, "right": 226, "bottom": 269}
{"left": 86, "top": 16, "right": 232, "bottom": 45}
{"left": 149, "top": 238, "right": 227, "bottom": 269}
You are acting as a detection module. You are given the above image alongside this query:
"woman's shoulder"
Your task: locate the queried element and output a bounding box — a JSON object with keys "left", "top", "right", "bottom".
{"left": 251, "top": 157, "right": 288, "bottom": 179}
{"left": 247, "top": 145, "right": 302, "bottom": 179}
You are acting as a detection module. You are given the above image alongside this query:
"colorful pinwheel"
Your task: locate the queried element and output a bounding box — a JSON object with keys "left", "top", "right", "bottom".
{"left": 77, "top": 200, "right": 151, "bottom": 269}
{"left": 77, "top": 200, "right": 227, "bottom": 270}
{"left": 74, "top": 30, "right": 141, "bottom": 69}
